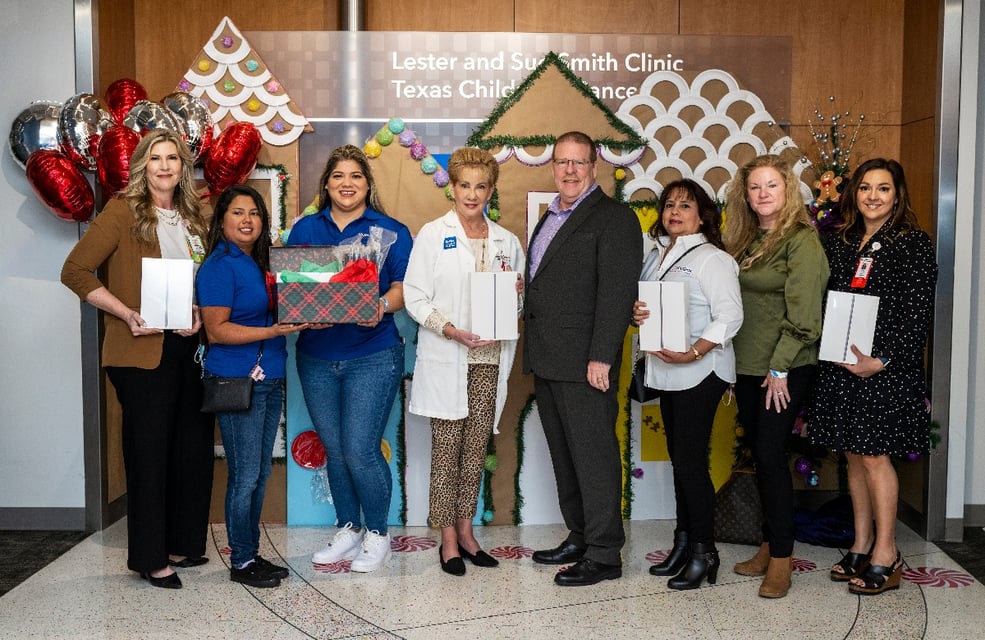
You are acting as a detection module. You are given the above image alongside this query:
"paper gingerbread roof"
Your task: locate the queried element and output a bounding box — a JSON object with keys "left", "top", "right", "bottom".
{"left": 177, "top": 16, "right": 311, "bottom": 146}
{"left": 467, "top": 51, "right": 646, "bottom": 161}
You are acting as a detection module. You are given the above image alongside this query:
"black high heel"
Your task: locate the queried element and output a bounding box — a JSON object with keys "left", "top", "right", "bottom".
{"left": 439, "top": 546, "right": 466, "bottom": 576}
{"left": 667, "top": 541, "right": 719, "bottom": 590}
{"left": 831, "top": 548, "right": 871, "bottom": 582}
{"left": 650, "top": 530, "right": 688, "bottom": 576}
{"left": 849, "top": 550, "right": 903, "bottom": 595}
{"left": 140, "top": 570, "right": 182, "bottom": 589}
{"left": 458, "top": 544, "right": 499, "bottom": 568}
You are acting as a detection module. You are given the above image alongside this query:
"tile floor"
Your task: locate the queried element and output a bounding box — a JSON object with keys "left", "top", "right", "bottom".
{"left": 0, "top": 518, "right": 981, "bottom": 639}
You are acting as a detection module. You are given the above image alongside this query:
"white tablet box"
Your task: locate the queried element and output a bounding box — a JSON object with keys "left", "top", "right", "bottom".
{"left": 140, "top": 257, "right": 193, "bottom": 330}
{"left": 819, "top": 290, "right": 880, "bottom": 364}
{"left": 469, "top": 271, "right": 519, "bottom": 340}
{"left": 638, "top": 280, "right": 689, "bottom": 353}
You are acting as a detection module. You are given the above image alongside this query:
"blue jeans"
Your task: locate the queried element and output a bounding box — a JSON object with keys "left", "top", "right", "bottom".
{"left": 216, "top": 378, "right": 284, "bottom": 567}
{"left": 296, "top": 344, "right": 403, "bottom": 533}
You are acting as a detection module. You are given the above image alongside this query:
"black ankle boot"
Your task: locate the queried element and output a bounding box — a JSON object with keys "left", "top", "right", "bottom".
{"left": 650, "top": 530, "right": 689, "bottom": 576}
{"left": 667, "top": 541, "right": 720, "bottom": 590}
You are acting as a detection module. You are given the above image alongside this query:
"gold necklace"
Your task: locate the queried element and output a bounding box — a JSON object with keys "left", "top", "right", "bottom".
{"left": 156, "top": 207, "right": 181, "bottom": 227}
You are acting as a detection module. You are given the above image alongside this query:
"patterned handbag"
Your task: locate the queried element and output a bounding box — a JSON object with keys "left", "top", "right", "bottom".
{"left": 714, "top": 461, "right": 763, "bottom": 546}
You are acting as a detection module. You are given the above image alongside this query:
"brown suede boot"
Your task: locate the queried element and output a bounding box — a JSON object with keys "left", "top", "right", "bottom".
{"left": 733, "top": 543, "right": 770, "bottom": 576}
{"left": 758, "top": 556, "right": 793, "bottom": 598}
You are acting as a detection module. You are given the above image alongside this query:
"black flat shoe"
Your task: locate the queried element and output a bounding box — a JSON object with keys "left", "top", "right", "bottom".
{"left": 230, "top": 562, "right": 281, "bottom": 588}
{"left": 140, "top": 571, "right": 182, "bottom": 589}
{"left": 169, "top": 556, "right": 209, "bottom": 568}
{"left": 554, "top": 558, "right": 621, "bottom": 587}
{"left": 253, "top": 555, "right": 289, "bottom": 579}
{"left": 459, "top": 545, "right": 499, "bottom": 568}
{"left": 533, "top": 541, "right": 586, "bottom": 565}
{"left": 439, "top": 547, "right": 466, "bottom": 576}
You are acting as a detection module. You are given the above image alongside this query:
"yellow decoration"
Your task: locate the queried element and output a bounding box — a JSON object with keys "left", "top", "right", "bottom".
{"left": 381, "top": 439, "right": 392, "bottom": 464}
{"left": 813, "top": 170, "right": 843, "bottom": 205}
{"left": 198, "top": 59, "right": 210, "bottom": 72}
{"left": 247, "top": 98, "right": 261, "bottom": 112}
{"left": 364, "top": 139, "right": 382, "bottom": 158}
{"left": 632, "top": 205, "right": 658, "bottom": 233}
{"left": 614, "top": 168, "right": 626, "bottom": 180}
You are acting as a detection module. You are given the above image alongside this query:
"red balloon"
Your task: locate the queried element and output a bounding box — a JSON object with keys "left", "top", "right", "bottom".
{"left": 204, "top": 122, "right": 262, "bottom": 195}
{"left": 25, "top": 150, "right": 95, "bottom": 222}
{"left": 291, "top": 430, "right": 327, "bottom": 469}
{"left": 104, "top": 78, "right": 148, "bottom": 125}
{"left": 96, "top": 126, "right": 141, "bottom": 198}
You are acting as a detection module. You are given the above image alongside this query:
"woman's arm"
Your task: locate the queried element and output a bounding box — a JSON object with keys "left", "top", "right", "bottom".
{"left": 201, "top": 306, "right": 306, "bottom": 344}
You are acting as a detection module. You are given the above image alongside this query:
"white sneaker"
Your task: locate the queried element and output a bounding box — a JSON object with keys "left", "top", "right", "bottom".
{"left": 311, "top": 523, "right": 363, "bottom": 564}
{"left": 349, "top": 530, "right": 391, "bottom": 573}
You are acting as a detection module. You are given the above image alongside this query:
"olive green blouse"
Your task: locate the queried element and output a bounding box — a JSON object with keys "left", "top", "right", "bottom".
{"left": 732, "top": 224, "right": 830, "bottom": 376}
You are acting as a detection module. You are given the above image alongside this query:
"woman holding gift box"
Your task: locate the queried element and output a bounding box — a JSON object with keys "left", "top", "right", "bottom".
{"left": 60, "top": 129, "right": 213, "bottom": 589}
{"left": 403, "top": 147, "right": 524, "bottom": 576}
{"left": 808, "top": 159, "right": 937, "bottom": 595}
{"left": 286, "top": 144, "right": 413, "bottom": 573}
{"left": 631, "top": 178, "right": 743, "bottom": 590}
{"left": 197, "top": 185, "right": 309, "bottom": 588}
{"left": 722, "top": 154, "right": 829, "bottom": 598}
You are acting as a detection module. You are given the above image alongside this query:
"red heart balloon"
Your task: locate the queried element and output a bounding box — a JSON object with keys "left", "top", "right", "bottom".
{"left": 104, "top": 78, "right": 148, "bottom": 125}
{"left": 25, "top": 150, "right": 95, "bottom": 222}
{"left": 204, "top": 122, "right": 262, "bottom": 195}
{"left": 96, "top": 125, "right": 141, "bottom": 198}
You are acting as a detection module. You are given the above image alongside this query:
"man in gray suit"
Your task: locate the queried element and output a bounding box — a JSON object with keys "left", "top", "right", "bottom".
{"left": 524, "top": 131, "right": 643, "bottom": 586}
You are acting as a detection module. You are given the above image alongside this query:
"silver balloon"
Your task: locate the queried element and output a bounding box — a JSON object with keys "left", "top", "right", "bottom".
{"left": 58, "top": 93, "right": 113, "bottom": 171}
{"left": 122, "top": 100, "right": 181, "bottom": 137}
{"left": 8, "top": 101, "right": 63, "bottom": 170}
{"left": 162, "top": 92, "right": 214, "bottom": 162}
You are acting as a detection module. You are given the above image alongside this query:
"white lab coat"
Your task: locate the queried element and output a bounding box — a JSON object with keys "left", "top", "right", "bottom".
{"left": 404, "top": 210, "right": 525, "bottom": 430}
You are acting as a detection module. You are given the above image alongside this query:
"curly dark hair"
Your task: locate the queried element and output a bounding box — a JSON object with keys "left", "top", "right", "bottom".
{"left": 648, "top": 178, "right": 725, "bottom": 251}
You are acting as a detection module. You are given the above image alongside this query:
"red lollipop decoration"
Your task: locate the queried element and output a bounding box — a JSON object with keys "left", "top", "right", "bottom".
{"left": 104, "top": 78, "right": 148, "bottom": 125}
{"left": 291, "top": 430, "right": 326, "bottom": 470}
{"left": 25, "top": 150, "right": 95, "bottom": 222}
{"left": 96, "top": 126, "right": 141, "bottom": 197}
{"left": 204, "top": 122, "right": 262, "bottom": 195}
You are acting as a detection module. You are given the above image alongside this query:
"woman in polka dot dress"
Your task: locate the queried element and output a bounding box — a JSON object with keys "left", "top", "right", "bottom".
{"left": 809, "top": 158, "right": 938, "bottom": 596}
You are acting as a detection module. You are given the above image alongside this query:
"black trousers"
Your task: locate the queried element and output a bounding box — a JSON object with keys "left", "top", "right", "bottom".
{"left": 106, "top": 333, "right": 215, "bottom": 573}
{"left": 659, "top": 372, "right": 729, "bottom": 544}
{"left": 733, "top": 365, "right": 816, "bottom": 558}
{"left": 535, "top": 375, "right": 625, "bottom": 566}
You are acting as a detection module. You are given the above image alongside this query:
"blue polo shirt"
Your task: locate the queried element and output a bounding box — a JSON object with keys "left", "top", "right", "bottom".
{"left": 196, "top": 240, "right": 287, "bottom": 378}
{"left": 285, "top": 206, "right": 412, "bottom": 361}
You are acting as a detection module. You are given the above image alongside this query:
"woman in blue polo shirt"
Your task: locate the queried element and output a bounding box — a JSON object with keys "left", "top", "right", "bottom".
{"left": 197, "top": 185, "right": 307, "bottom": 588}
{"left": 286, "top": 144, "right": 413, "bottom": 573}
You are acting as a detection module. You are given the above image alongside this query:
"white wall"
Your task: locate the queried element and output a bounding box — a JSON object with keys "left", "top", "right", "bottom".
{"left": 0, "top": 2, "right": 86, "bottom": 516}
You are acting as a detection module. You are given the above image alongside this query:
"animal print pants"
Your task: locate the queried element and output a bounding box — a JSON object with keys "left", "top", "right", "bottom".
{"left": 428, "top": 364, "right": 498, "bottom": 528}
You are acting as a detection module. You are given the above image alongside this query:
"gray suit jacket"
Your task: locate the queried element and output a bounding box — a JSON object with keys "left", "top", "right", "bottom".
{"left": 523, "top": 187, "right": 643, "bottom": 382}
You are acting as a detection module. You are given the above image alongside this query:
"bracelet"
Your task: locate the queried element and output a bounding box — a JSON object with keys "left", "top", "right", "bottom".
{"left": 381, "top": 296, "right": 389, "bottom": 312}
{"left": 769, "top": 369, "right": 788, "bottom": 379}
{"left": 691, "top": 346, "right": 702, "bottom": 361}
{"left": 442, "top": 323, "right": 453, "bottom": 340}
{"left": 878, "top": 357, "right": 890, "bottom": 368}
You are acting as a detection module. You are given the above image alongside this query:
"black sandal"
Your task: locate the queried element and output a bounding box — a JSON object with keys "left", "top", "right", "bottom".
{"left": 848, "top": 551, "right": 903, "bottom": 595}
{"left": 830, "top": 550, "right": 870, "bottom": 582}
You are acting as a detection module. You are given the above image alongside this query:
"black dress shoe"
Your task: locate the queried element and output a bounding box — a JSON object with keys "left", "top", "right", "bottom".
{"left": 553, "top": 559, "right": 622, "bottom": 586}
{"left": 532, "top": 541, "right": 586, "bottom": 565}
{"left": 169, "top": 556, "right": 209, "bottom": 568}
{"left": 230, "top": 562, "right": 281, "bottom": 588}
{"left": 253, "top": 555, "right": 289, "bottom": 579}
{"left": 459, "top": 545, "right": 499, "bottom": 568}
{"left": 439, "top": 547, "right": 466, "bottom": 576}
{"left": 140, "top": 571, "right": 183, "bottom": 589}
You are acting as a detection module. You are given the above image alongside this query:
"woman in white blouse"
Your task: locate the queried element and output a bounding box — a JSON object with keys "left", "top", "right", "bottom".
{"left": 633, "top": 178, "right": 743, "bottom": 590}
{"left": 404, "top": 147, "right": 524, "bottom": 576}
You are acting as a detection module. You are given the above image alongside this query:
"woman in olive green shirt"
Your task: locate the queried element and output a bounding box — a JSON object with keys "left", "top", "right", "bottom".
{"left": 722, "top": 154, "right": 829, "bottom": 599}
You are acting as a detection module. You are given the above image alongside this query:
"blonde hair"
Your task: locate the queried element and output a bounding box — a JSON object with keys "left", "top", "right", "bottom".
{"left": 121, "top": 129, "right": 206, "bottom": 244}
{"left": 447, "top": 147, "right": 499, "bottom": 185}
{"left": 723, "top": 154, "right": 812, "bottom": 269}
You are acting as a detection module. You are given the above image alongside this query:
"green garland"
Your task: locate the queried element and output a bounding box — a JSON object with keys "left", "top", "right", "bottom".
{"left": 256, "top": 162, "right": 289, "bottom": 231}
{"left": 466, "top": 51, "right": 645, "bottom": 152}
{"left": 512, "top": 393, "right": 536, "bottom": 526}
{"left": 621, "top": 394, "right": 634, "bottom": 520}
{"left": 396, "top": 375, "right": 410, "bottom": 525}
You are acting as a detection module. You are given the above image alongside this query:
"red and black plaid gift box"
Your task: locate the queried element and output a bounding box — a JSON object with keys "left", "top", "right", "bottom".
{"left": 270, "top": 246, "right": 379, "bottom": 324}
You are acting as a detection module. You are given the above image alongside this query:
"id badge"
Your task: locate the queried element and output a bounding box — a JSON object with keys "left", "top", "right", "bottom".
{"left": 851, "top": 256, "right": 873, "bottom": 288}
{"left": 249, "top": 364, "right": 266, "bottom": 381}
{"left": 187, "top": 234, "right": 206, "bottom": 263}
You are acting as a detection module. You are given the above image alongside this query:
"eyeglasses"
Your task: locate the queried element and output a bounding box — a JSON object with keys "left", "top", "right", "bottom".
{"left": 552, "top": 159, "right": 592, "bottom": 168}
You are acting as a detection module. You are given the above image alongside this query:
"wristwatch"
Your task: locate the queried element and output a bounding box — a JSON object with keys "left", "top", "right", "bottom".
{"left": 691, "top": 346, "right": 702, "bottom": 361}
{"left": 381, "top": 296, "right": 389, "bottom": 312}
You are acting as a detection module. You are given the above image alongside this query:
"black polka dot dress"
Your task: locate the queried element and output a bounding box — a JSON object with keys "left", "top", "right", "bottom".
{"left": 808, "top": 226, "right": 937, "bottom": 456}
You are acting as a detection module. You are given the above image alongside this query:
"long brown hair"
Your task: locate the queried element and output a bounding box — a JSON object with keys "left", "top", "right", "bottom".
{"left": 723, "top": 154, "right": 812, "bottom": 269}
{"left": 837, "top": 158, "right": 921, "bottom": 243}
{"left": 121, "top": 129, "right": 206, "bottom": 244}
{"left": 205, "top": 184, "right": 274, "bottom": 273}
{"left": 648, "top": 178, "right": 725, "bottom": 251}
{"left": 314, "top": 144, "right": 388, "bottom": 215}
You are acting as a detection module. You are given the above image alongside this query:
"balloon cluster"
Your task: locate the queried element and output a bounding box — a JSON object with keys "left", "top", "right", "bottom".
{"left": 9, "top": 78, "right": 262, "bottom": 222}
{"left": 794, "top": 456, "right": 820, "bottom": 487}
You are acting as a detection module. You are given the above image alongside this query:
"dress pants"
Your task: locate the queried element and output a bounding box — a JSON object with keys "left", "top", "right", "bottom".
{"left": 534, "top": 375, "right": 625, "bottom": 566}
{"left": 106, "top": 332, "right": 215, "bottom": 573}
